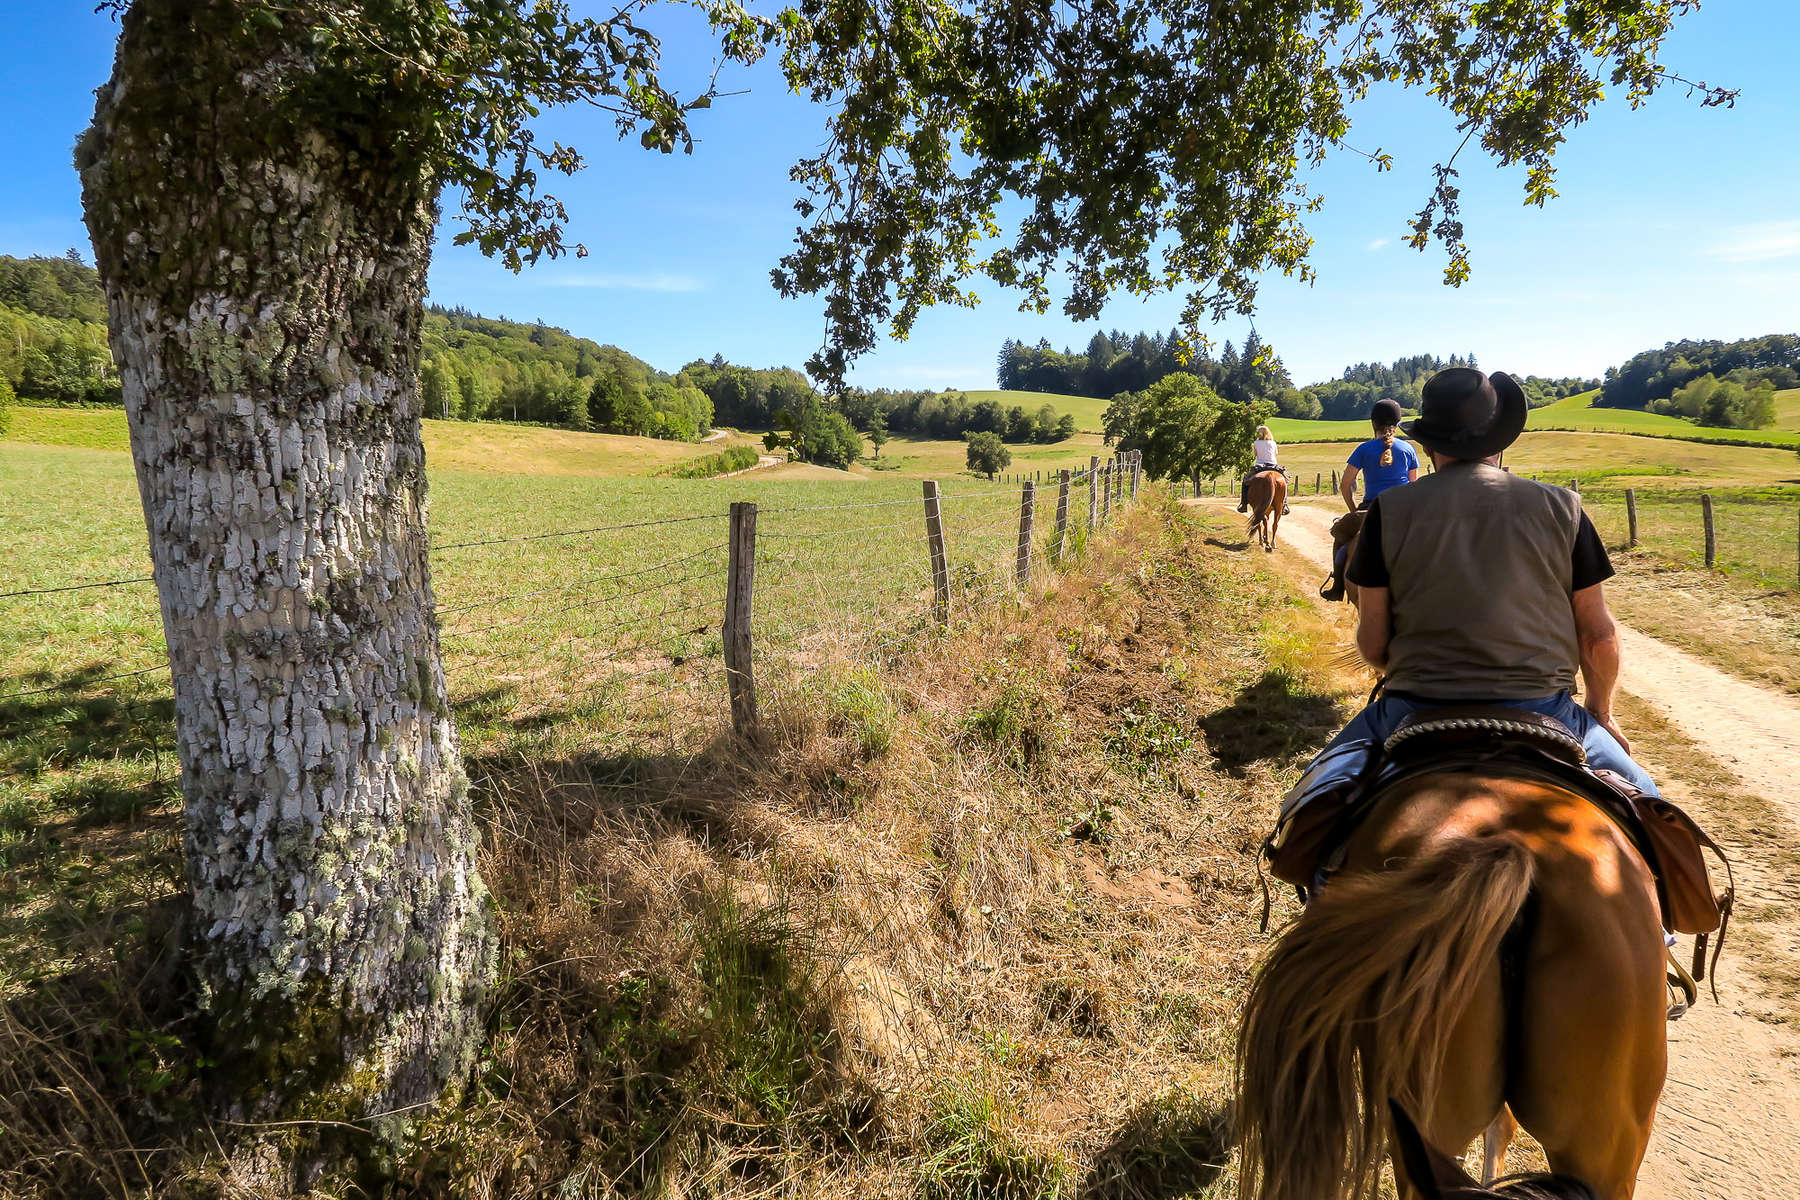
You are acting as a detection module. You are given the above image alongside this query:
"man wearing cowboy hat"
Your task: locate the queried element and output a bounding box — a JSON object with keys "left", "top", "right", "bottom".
{"left": 1278, "top": 367, "right": 1660, "bottom": 826}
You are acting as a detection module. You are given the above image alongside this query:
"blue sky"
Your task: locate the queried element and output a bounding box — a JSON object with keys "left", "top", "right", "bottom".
{"left": 2, "top": 2, "right": 1795, "bottom": 389}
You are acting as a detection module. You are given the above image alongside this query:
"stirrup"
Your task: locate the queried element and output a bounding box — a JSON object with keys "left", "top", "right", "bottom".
{"left": 1666, "top": 945, "right": 1698, "bottom": 1020}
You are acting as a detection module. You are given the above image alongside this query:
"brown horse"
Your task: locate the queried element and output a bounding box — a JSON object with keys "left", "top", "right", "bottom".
{"left": 1237, "top": 773, "right": 1667, "bottom": 1200}
{"left": 1246, "top": 470, "right": 1286, "bottom": 552}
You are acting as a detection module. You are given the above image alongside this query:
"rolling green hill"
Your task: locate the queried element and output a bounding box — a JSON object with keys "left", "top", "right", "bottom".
{"left": 1528, "top": 388, "right": 1799, "bottom": 446}
{"left": 958, "top": 389, "right": 1109, "bottom": 433}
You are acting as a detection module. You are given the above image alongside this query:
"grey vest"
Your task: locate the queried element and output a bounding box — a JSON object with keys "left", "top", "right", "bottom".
{"left": 1375, "top": 462, "right": 1584, "bottom": 699}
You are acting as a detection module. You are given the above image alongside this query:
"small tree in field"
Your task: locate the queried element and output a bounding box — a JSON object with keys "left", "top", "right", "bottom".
{"left": 1106, "top": 374, "right": 1273, "bottom": 492}
{"left": 966, "top": 430, "right": 1011, "bottom": 479}
{"left": 868, "top": 410, "right": 889, "bottom": 459}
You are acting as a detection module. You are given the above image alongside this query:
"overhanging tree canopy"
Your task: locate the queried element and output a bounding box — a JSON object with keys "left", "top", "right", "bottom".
{"left": 771, "top": 0, "right": 1734, "bottom": 385}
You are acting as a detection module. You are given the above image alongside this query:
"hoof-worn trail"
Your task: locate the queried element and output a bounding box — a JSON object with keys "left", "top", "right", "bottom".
{"left": 1190, "top": 497, "right": 1800, "bottom": 1200}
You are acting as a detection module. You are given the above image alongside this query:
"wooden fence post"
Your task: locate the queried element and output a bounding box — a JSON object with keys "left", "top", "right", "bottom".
{"left": 1088, "top": 455, "right": 1100, "bottom": 533}
{"left": 1100, "top": 463, "right": 1113, "bottom": 525}
{"left": 1129, "top": 451, "right": 1141, "bottom": 500}
{"left": 1625, "top": 489, "right": 1639, "bottom": 549}
{"left": 1570, "top": 477, "right": 1580, "bottom": 493}
{"left": 1331, "top": 468, "right": 1338, "bottom": 494}
{"left": 923, "top": 480, "right": 950, "bottom": 624}
{"left": 1702, "top": 493, "right": 1716, "bottom": 569}
{"left": 1016, "top": 480, "right": 1036, "bottom": 587}
{"left": 724, "top": 501, "right": 760, "bottom": 743}
{"left": 1054, "top": 469, "right": 1071, "bottom": 565}
{"left": 1314, "top": 471, "right": 1321, "bottom": 495}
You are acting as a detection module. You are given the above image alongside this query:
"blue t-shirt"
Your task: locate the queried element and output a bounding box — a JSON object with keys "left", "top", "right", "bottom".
{"left": 1346, "top": 437, "right": 1419, "bottom": 501}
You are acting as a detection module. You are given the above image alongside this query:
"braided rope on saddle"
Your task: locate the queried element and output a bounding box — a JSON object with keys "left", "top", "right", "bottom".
{"left": 1383, "top": 712, "right": 1587, "bottom": 766}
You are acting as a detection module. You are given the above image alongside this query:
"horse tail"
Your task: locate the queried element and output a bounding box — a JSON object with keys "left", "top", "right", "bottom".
{"left": 1236, "top": 838, "right": 1534, "bottom": 1200}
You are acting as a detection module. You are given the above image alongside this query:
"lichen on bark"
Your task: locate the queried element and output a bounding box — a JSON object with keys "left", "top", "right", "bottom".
{"left": 77, "top": 0, "right": 496, "bottom": 1135}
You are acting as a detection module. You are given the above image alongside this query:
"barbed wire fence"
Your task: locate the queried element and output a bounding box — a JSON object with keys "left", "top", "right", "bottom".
{"left": 1, "top": 452, "right": 1147, "bottom": 762}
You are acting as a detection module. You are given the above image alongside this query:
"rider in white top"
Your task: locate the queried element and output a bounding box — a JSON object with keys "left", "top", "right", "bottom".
{"left": 1240, "top": 425, "right": 1289, "bottom": 514}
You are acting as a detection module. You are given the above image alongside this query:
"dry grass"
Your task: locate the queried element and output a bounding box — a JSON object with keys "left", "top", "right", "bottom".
{"left": 1, "top": 494, "right": 1344, "bottom": 1198}
{"left": 1602, "top": 552, "right": 1800, "bottom": 696}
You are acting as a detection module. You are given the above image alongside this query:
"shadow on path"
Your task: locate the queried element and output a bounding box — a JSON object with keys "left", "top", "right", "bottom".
{"left": 1200, "top": 669, "right": 1343, "bottom": 775}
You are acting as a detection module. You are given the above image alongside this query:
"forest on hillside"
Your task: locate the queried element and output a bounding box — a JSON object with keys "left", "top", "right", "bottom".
{"left": 0, "top": 253, "right": 119, "bottom": 406}
{"left": 7, "top": 252, "right": 1788, "bottom": 441}
{"left": 1598, "top": 336, "right": 1798, "bottom": 428}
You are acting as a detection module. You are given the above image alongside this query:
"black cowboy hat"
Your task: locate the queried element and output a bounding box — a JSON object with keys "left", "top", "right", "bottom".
{"left": 1402, "top": 368, "right": 1527, "bottom": 460}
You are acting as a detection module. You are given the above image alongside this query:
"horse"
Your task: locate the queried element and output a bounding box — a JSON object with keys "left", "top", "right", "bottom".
{"left": 1236, "top": 772, "right": 1668, "bottom": 1200}
{"left": 1246, "top": 470, "right": 1286, "bottom": 553}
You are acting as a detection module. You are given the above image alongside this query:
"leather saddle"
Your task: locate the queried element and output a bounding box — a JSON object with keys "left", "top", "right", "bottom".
{"left": 1267, "top": 706, "right": 1734, "bottom": 984}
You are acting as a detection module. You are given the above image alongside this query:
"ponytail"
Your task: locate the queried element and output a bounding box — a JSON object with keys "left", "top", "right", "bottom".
{"left": 1379, "top": 428, "right": 1396, "bottom": 468}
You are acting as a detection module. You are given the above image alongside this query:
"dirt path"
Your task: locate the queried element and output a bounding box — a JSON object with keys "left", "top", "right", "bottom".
{"left": 1190, "top": 498, "right": 1800, "bottom": 1199}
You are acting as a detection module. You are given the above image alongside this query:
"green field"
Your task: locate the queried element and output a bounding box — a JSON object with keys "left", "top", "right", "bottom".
{"left": 1524, "top": 388, "right": 1800, "bottom": 446}
{"left": 960, "top": 388, "right": 1109, "bottom": 433}
{"left": 4, "top": 405, "right": 767, "bottom": 477}
{"left": 2, "top": 414, "right": 1129, "bottom": 987}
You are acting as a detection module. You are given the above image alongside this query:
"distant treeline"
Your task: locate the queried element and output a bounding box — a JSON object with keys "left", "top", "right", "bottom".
{"left": 680, "top": 356, "right": 1073, "bottom": 444}
{"left": 1298, "top": 355, "right": 1598, "bottom": 421}
{"left": 1599, "top": 335, "right": 1798, "bottom": 418}
{"left": 0, "top": 253, "right": 120, "bottom": 407}
{"left": 998, "top": 327, "right": 1295, "bottom": 412}
{"left": 994, "top": 329, "right": 1607, "bottom": 423}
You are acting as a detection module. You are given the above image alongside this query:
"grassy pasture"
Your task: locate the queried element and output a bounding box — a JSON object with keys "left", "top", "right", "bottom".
{"left": 960, "top": 387, "right": 1108, "bottom": 432}
{"left": 4, "top": 405, "right": 765, "bottom": 477}
{"left": 0, "top": 424, "right": 1121, "bottom": 991}
{"left": 860, "top": 429, "right": 1108, "bottom": 479}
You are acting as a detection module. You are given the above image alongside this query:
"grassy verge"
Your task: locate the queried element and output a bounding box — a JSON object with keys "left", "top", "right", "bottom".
{"left": 1, "top": 495, "right": 1347, "bottom": 1195}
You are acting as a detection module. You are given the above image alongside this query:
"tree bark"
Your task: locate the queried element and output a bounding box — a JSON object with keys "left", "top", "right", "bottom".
{"left": 78, "top": 0, "right": 494, "bottom": 1131}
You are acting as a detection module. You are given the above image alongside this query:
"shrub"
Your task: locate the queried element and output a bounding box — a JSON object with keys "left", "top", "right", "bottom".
{"left": 0, "top": 375, "right": 14, "bottom": 435}
{"left": 670, "top": 444, "right": 759, "bottom": 479}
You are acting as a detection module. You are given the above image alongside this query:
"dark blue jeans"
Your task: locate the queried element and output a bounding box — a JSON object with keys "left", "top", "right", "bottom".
{"left": 1280, "top": 690, "right": 1660, "bottom": 824}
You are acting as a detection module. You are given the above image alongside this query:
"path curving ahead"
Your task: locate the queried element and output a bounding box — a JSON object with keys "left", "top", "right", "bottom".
{"left": 1187, "top": 497, "right": 1800, "bottom": 1200}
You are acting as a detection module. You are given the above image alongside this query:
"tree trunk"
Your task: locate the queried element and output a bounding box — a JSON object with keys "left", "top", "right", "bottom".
{"left": 78, "top": 0, "right": 494, "bottom": 1132}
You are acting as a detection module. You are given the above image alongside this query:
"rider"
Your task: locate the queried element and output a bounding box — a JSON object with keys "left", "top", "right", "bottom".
{"left": 1237, "top": 424, "right": 1290, "bottom": 515}
{"left": 1320, "top": 399, "right": 1418, "bottom": 599}
{"left": 1280, "top": 367, "right": 1661, "bottom": 842}
{"left": 1341, "top": 398, "right": 1419, "bottom": 511}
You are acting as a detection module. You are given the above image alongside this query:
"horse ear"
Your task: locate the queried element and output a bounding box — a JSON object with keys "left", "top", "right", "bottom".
{"left": 1387, "top": 1100, "right": 1482, "bottom": 1198}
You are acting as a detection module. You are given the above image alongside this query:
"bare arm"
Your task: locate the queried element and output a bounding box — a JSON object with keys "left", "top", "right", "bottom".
{"left": 1355, "top": 585, "right": 1391, "bottom": 672}
{"left": 1406, "top": 467, "right": 1420, "bottom": 483}
{"left": 1572, "top": 582, "right": 1631, "bottom": 753}
{"left": 1339, "top": 464, "right": 1360, "bottom": 511}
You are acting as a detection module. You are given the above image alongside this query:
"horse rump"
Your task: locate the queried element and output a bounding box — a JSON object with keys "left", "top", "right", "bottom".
{"left": 1235, "top": 838, "right": 1534, "bottom": 1200}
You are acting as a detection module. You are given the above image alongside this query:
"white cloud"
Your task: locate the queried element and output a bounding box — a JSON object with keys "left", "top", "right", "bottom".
{"left": 1707, "top": 220, "right": 1800, "bottom": 264}
{"left": 1367, "top": 237, "right": 1391, "bottom": 251}
{"left": 543, "top": 272, "right": 704, "bottom": 292}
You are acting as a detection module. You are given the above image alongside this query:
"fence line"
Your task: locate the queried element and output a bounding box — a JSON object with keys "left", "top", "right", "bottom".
{"left": 5, "top": 453, "right": 1151, "bottom": 754}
